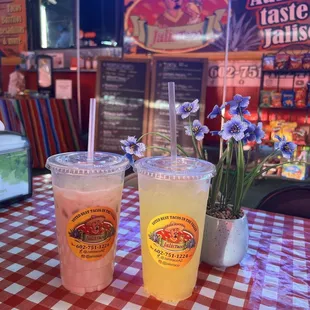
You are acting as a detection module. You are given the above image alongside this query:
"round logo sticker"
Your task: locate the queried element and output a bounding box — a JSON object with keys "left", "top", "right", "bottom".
{"left": 147, "top": 213, "right": 199, "bottom": 269}
{"left": 67, "top": 207, "right": 117, "bottom": 261}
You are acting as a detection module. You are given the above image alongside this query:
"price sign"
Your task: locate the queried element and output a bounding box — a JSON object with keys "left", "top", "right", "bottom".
{"left": 207, "top": 61, "right": 261, "bottom": 87}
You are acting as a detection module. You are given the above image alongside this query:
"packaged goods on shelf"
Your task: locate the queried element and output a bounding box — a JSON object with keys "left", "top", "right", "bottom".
{"left": 293, "top": 127, "right": 308, "bottom": 146}
{"left": 282, "top": 163, "right": 308, "bottom": 180}
{"left": 262, "top": 53, "right": 310, "bottom": 72}
{"left": 295, "top": 88, "right": 307, "bottom": 108}
{"left": 260, "top": 90, "right": 271, "bottom": 107}
{"left": 275, "top": 54, "right": 290, "bottom": 70}
{"left": 270, "top": 120, "right": 285, "bottom": 141}
{"left": 289, "top": 55, "right": 303, "bottom": 70}
{"left": 282, "top": 122, "right": 297, "bottom": 142}
{"left": 262, "top": 157, "right": 282, "bottom": 177}
{"left": 271, "top": 91, "right": 282, "bottom": 107}
{"left": 262, "top": 55, "right": 275, "bottom": 70}
{"left": 303, "top": 54, "right": 310, "bottom": 70}
{"left": 263, "top": 123, "right": 272, "bottom": 141}
{"left": 282, "top": 90, "right": 295, "bottom": 107}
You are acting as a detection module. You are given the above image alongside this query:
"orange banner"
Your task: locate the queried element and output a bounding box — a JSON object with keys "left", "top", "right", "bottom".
{"left": 0, "top": 0, "right": 27, "bottom": 57}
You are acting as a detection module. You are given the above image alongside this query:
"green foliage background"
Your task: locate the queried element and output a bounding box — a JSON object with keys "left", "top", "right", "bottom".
{"left": 0, "top": 151, "right": 28, "bottom": 184}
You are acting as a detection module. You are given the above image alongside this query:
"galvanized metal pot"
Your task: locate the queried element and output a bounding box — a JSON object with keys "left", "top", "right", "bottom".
{"left": 201, "top": 213, "right": 248, "bottom": 267}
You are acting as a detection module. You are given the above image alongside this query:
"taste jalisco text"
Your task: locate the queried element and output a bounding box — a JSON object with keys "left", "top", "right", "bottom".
{"left": 247, "top": 0, "right": 310, "bottom": 49}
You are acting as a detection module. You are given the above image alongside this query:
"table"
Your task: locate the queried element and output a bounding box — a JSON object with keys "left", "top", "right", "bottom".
{"left": 0, "top": 175, "right": 309, "bottom": 310}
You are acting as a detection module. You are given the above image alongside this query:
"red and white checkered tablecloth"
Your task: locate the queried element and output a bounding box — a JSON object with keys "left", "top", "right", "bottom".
{"left": 0, "top": 175, "right": 309, "bottom": 310}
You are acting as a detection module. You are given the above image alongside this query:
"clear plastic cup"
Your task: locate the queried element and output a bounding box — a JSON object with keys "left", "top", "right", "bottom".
{"left": 46, "top": 152, "right": 129, "bottom": 294}
{"left": 135, "top": 156, "right": 215, "bottom": 302}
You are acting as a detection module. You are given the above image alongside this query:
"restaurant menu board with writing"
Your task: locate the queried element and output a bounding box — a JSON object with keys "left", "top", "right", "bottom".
{"left": 96, "top": 58, "right": 150, "bottom": 153}
{"left": 149, "top": 57, "right": 207, "bottom": 156}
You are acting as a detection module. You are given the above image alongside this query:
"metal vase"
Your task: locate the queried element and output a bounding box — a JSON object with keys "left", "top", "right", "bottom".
{"left": 201, "top": 213, "right": 249, "bottom": 267}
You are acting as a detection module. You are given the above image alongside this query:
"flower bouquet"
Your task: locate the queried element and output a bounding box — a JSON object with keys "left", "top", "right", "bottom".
{"left": 121, "top": 95, "right": 296, "bottom": 217}
{"left": 121, "top": 94, "right": 297, "bottom": 267}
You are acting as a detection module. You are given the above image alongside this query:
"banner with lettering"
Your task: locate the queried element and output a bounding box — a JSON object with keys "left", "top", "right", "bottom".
{"left": 124, "top": 0, "right": 310, "bottom": 54}
{"left": 0, "top": 0, "right": 27, "bottom": 56}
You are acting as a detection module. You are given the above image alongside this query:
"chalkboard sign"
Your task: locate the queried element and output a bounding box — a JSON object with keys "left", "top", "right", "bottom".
{"left": 148, "top": 57, "right": 208, "bottom": 156}
{"left": 95, "top": 57, "right": 151, "bottom": 152}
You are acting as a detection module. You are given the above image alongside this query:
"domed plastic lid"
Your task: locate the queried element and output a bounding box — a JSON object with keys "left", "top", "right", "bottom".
{"left": 46, "top": 152, "right": 130, "bottom": 175}
{"left": 135, "top": 156, "right": 215, "bottom": 180}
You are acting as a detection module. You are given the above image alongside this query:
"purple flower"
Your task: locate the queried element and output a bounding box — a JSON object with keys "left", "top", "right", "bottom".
{"left": 254, "top": 122, "right": 265, "bottom": 143}
{"left": 124, "top": 153, "right": 134, "bottom": 166}
{"left": 185, "top": 120, "right": 209, "bottom": 141}
{"left": 120, "top": 136, "right": 146, "bottom": 158}
{"left": 208, "top": 105, "right": 223, "bottom": 119}
{"left": 229, "top": 106, "right": 251, "bottom": 116}
{"left": 176, "top": 99, "right": 199, "bottom": 119}
{"left": 243, "top": 122, "right": 256, "bottom": 143}
{"left": 275, "top": 135, "right": 297, "bottom": 159}
{"left": 243, "top": 122, "right": 265, "bottom": 144}
{"left": 220, "top": 116, "right": 248, "bottom": 141}
{"left": 227, "top": 94, "right": 251, "bottom": 112}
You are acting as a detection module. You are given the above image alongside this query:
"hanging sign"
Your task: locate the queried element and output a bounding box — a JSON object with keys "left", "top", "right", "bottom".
{"left": 124, "top": 0, "right": 227, "bottom": 54}
{"left": 124, "top": 0, "right": 310, "bottom": 54}
{"left": 0, "top": 0, "right": 27, "bottom": 56}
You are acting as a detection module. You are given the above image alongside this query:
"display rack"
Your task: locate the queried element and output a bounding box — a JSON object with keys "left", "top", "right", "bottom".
{"left": 257, "top": 45, "right": 310, "bottom": 181}
{"left": 258, "top": 44, "right": 310, "bottom": 141}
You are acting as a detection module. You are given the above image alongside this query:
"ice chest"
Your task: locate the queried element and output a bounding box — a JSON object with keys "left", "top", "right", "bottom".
{"left": 0, "top": 131, "right": 32, "bottom": 205}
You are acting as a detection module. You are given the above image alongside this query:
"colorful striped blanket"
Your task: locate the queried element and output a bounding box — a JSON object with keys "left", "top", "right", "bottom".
{"left": 0, "top": 98, "right": 81, "bottom": 168}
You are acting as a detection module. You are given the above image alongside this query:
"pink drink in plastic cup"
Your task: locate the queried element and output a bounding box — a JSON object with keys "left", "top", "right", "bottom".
{"left": 46, "top": 152, "right": 129, "bottom": 294}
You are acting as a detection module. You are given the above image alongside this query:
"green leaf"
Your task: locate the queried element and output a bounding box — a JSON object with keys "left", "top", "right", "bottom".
{"left": 137, "top": 132, "right": 190, "bottom": 157}
{"left": 242, "top": 151, "right": 278, "bottom": 202}
{"left": 244, "top": 151, "right": 276, "bottom": 183}
{"left": 233, "top": 142, "right": 245, "bottom": 215}
{"left": 223, "top": 140, "right": 234, "bottom": 208}
{"left": 209, "top": 148, "right": 228, "bottom": 208}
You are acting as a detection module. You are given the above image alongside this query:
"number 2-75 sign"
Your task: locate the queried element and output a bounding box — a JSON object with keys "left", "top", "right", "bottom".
{"left": 207, "top": 60, "right": 261, "bottom": 87}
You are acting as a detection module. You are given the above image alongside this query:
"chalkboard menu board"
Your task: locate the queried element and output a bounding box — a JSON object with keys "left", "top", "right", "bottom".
{"left": 148, "top": 57, "right": 208, "bottom": 156}
{"left": 95, "top": 57, "right": 150, "bottom": 152}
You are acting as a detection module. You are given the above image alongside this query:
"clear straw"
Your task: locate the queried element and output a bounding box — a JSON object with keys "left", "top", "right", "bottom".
{"left": 168, "top": 82, "right": 177, "bottom": 163}
{"left": 87, "top": 98, "right": 96, "bottom": 162}
{"left": 219, "top": 0, "right": 232, "bottom": 158}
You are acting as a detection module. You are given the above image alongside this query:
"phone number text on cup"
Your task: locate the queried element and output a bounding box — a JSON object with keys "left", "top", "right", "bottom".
{"left": 76, "top": 244, "right": 109, "bottom": 251}
{"left": 153, "top": 248, "right": 189, "bottom": 259}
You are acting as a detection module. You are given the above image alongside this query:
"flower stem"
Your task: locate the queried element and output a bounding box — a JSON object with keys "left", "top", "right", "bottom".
{"left": 146, "top": 146, "right": 171, "bottom": 154}
{"left": 137, "top": 132, "right": 190, "bottom": 157}
{"left": 233, "top": 141, "right": 245, "bottom": 216}
{"left": 223, "top": 140, "right": 233, "bottom": 208}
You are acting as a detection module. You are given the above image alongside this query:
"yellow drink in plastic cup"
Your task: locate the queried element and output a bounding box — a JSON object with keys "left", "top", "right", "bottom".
{"left": 135, "top": 156, "right": 215, "bottom": 302}
{"left": 46, "top": 152, "right": 129, "bottom": 294}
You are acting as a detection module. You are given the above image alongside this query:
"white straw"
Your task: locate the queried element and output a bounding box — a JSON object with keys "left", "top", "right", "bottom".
{"left": 168, "top": 82, "right": 177, "bottom": 163}
{"left": 219, "top": 0, "right": 232, "bottom": 158}
{"left": 76, "top": 0, "right": 82, "bottom": 131}
{"left": 87, "top": 98, "right": 96, "bottom": 162}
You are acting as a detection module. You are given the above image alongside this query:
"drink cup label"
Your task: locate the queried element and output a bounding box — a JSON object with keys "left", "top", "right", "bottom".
{"left": 67, "top": 207, "right": 117, "bottom": 261}
{"left": 147, "top": 213, "right": 199, "bottom": 269}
